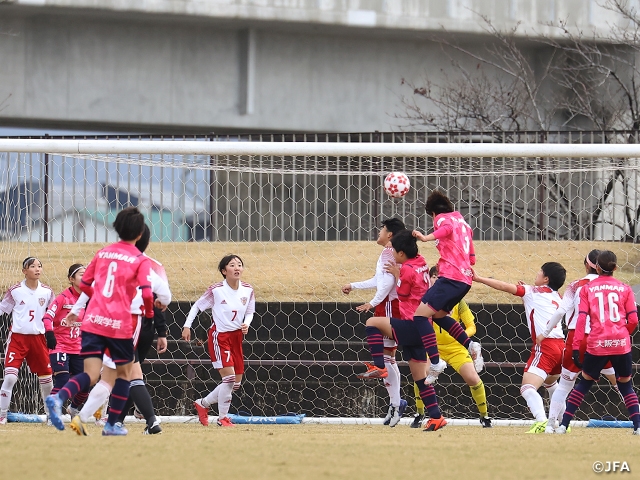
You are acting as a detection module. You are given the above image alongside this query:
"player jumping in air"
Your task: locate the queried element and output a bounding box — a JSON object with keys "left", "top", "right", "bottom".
{"left": 0, "top": 257, "right": 55, "bottom": 424}
{"left": 536, "top": 249, "right": 619, "bottom": 433}
{"left": 182, "top": 254, "right": 256, "bottom": 428}
{"left": 360, "top": 230, "right": 447, "bottom": 431}
{"left": 343, "top": 218, "right": 407, "bottom": 426}
{"left": 45, "top": 206, "right": 155, "bottom": 436}
{"left": 473, "top": 262, "right": 567, "bottom": 433}
{"left": 43, "top": 264, "right": 87, "bottom": 418}
{"left": 556, "top": 250, "right": 640, "bottom": 435}
{"left": 411, "top": 191, "right": 482, "bottom": 384}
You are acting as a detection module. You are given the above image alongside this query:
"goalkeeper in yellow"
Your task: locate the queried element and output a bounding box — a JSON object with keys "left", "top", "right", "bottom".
{"left": 411, "top": 266, "right": 491, "bottom": 428}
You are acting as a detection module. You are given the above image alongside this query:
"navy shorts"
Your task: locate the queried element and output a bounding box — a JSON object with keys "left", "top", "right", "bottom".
{"left": 81, "top": 331, "right": 134, "bottom": 365}
{"left": 50, "top": 352, "right": 84, "bottom": 376}
{"left": 390, "top": 318, "right": 427, "bottom": 362}
{"left": 582, "top": 351, "right": 633, "bottom": 380}
{"left": 421, "top": 277, "right": 471, "bottom": 313}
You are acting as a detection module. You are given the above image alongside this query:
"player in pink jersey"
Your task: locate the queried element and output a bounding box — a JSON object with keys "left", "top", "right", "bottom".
{"left": 182, "top": 254, "right": 256, "bottom": 427}
{"left": 474, "top": 262, "right": 567, "bottom": 433}
{"left": 344, "top": 218, "right": 406, "bottom": 426}
{"left": 556, "top": 250, "right": 640, "bottom": 435}
{"left": 536, "top": 250, "right": 618, "bottom": 433}
{"left": 0, "top": 257, "right": 55, "bottom": 424}
{"left": 43, "top": 263, "right": 87, "bottom": 417}
{"left": 359, "top": 230, "right": 446, "bottom": 431}
{"left": 46, "top": 207, "right": 155, "bottom": 436}
{"left": 411, "top": 191, "right": 482, "bottom": 384}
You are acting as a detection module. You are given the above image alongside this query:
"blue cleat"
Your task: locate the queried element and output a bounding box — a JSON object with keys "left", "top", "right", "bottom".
{"left": 45, "top": 395, "right": 65, "bottom": 431}
{"left": 102, "top": 422, "right": 128, "bottom": 436}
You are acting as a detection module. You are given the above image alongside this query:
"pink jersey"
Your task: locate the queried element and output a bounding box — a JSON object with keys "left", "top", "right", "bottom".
{"left": 0, "top": 280, "right": 54, "bottom": 335}
{"left": 396, "top": 255, "right": 430, "bottom": 320}
{"left": 187, "top": 280, "right": 256, "bottom": 333}
{"left": 43, "top": 287, "right": 84, "bottom": 354}
{"left": 515, "top": 284, "right": 564, "bottom": 342}
{"left": 80, "top": 241, "right": 154, "bottom": 339}
{"left": 432, "top": 211, "right": 475, "bottom": 285}
{"left": 574, "top": 276, "right": 638, "bottom": 355}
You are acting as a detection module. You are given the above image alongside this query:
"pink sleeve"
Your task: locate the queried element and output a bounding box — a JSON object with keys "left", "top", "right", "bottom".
{"left": 396, "top": 267, "right": 413, "bottom": 301}
{"left": 625, "top": 288, "right": 638, "bottom": 334}
{"left": 79, "top": 258, "right": 96, "bottom": 297}
{"left": 43, "top": 294, "right": 63, "bottom": 331}
{"left": 468, "top": 236, "right": 476, "bottom": 266}
{"left": 137, "top": 259, "right": 154, "bottom": 318}
{"left": 432, "top": 223, "right": 453, "bottom": 240}
{"left": 573, "top": 288, "right": 589, "bottom": 349}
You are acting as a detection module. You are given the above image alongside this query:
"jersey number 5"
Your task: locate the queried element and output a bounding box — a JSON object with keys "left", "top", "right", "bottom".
{"left": 595, "top": 291, "right": 620, "bottom": 323}
{"left": 102, "top": 262, "right": 118, "bottom": 298}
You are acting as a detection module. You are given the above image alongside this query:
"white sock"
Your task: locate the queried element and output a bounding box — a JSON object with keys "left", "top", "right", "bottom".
{"left": 384, "top": 355, "right": 401, "bottom": 407}
{"left": 543, "top": 380, "right": 558, "bottom": 400}
{"left": 521, "top": 384, "right": 547, "bottom": 422}
{"left": 548, "top": 376, "right": 576, "bottom": 425}
{"left": 39, "top": 375, "right": 53, "bottom": 405}
{"left": 0, "top": 369, "right": 18, "bottom": 413}
{"left": 202, "top": 384, "right": 223, "bottom": 408}
{"left": 216, "top": 375, "right": 235, "bottom": 419}
{"left": 79, "top": 380, "right": 111, "bottom": 423}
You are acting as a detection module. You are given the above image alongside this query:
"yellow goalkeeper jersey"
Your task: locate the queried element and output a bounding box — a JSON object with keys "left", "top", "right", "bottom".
{"left": 434, "top": 299, "right": 476, "bottom": 348}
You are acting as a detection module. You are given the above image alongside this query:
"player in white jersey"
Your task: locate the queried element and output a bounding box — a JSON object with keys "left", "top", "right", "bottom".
{"left": 536, "top": 250, "right": 618, "bottom": 432}
{"left": 0, "top": 257, "right": 56, "bottom": 424}
{"left": 182, "top": 254, "right": 256, "bottom": 427}
{"left": 66, "top": 225, "right": 171, "bottom": 435}
{"left": 474, "top": 262, "right": 567, "bottom": 433}
{"left": 342, "top": 218, "right": 407, "bottom": 426}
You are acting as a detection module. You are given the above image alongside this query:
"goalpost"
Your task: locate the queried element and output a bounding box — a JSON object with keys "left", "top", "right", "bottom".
{"left": 0, "top": 137, "right": 638, "bottom": 427}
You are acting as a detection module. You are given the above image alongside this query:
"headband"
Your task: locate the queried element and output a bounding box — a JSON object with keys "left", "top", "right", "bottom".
{"left": 69, "top": 265, "right": 84, "bottom": 278}
{"left": 596, "top": 261, "right": 614, "bottom": 274}
{"left": 585, "top": 254, "right": 597, "bottom": 270}
{"left": 22, "top": 257, "right": 37, "bottom": 269}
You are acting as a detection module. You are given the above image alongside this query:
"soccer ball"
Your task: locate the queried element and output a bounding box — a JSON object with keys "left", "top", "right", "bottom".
{"left": 384, "top": 172, "right": 410, "bottom": 198}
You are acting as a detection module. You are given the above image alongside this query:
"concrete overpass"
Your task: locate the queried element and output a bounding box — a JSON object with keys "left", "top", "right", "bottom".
{"left": 0, "top": 0, "right": 624, "bottom": 133}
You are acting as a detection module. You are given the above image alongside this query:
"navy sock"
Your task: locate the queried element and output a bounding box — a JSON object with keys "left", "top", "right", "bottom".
{"left": 107, "top": 378, "right": 131, "bottom": 426}
{"left": 433, "top": 316, "right": 470, "bottom": 348}
{"left": 365, "top": 326, "right": 385, "bottom": 369}
{"left": 70, "top": 391, "right": 89, "bottom": 409}
{"left": 51, "top": 371, "right": 69, "bottom": 396}
{"left": 413, "top": 316, "right": 440, "bottom": 364}
{"left": 58, "top": 372, "right": 90, "bottom": 404}
{"left": 618, "top": 380, "right": 640, "bottom": 429}
{"left": 416, "top": 378, "right": 441, "bottom": 419}
{"left": 561, "top": 377, "right": 593, "bottom": 427}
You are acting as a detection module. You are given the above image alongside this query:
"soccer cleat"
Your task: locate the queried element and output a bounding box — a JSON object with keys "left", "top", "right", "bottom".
{"left": 102, "top": 422, "right": 128, "bottom": 436}
{"left": 410, "top": 413, "right": 424, "bottom": 429}
{"left": 423, "top": 416, "right": 447, "bottom": 432}
{"left": 554, "top": 425, "right": 568, "bottom": 434}
{"left": 0, "top": 415, "right": 6, "bottom": 425}
{"left": 45, "top": 394, "right": 65, "bottom": 431}
{"left": 544, "top": 425, "right": 555, "bottom": 434}
{"left": 194, "top": 399, "right": 209, "bottom": 426}
{"left": 383, "top": 405, "right": 394, "bottom": 426}
{"left": 69, "top": 416, "right": 88, "bottom": 436}
{"left": 67, "top": 405, "right": 80, "bottom": 418}
{"left": 480, "top": 416, "right": 493, "bottom": 428}
{"left": 425, "top": 359, "right": 447, "bottom": 385}
{"left": 356, "top": 363, "right": 388, "bottom": 379}
{"left": 633, "top": 428, "right": 640, "bottom": 435}
{"left": 389, "top": 399, "right": 408, "bottom": 428}
{"left": 526, "top": 420, "right": 548, "bottom": 434}
{"left": 469, "top": 341, "right": 484, "bottom": 372}
{"left": 217, "top": 416, "right": 235, "bottom": 427}
{"left": 133, "top": 405, "right": 145, "bottom": 420}
{"left": 142, "top": 420, "right": 162, "bottom": 435}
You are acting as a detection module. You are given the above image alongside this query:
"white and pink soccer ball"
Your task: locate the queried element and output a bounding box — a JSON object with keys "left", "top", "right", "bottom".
{"left": 383, "top": 172, "right": 411, "bottom": 198}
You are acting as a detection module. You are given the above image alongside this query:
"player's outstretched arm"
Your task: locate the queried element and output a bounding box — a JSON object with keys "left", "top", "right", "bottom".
{"left": 472, "top": 271, "right": 518, "bottom": 295}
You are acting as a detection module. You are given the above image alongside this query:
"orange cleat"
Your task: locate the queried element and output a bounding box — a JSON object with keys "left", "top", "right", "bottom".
{"left": 194, "top": 399, "right": 209, "bottom": 426}
{"left": 356, "top": 363, "right": 388, "bottom": 379}
{"left": 423, "top": 416, "right": 447, "bottom": 432}
{"left": 217, "top": 416, "right": 235, "bottom": 427}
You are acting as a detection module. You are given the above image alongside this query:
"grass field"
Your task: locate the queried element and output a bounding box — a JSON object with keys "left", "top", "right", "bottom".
{"left": 1, "top": 240, "right": 639, "bottom": 303}
{"left": 2, "top": 423, "right": 637, "bottom": 480}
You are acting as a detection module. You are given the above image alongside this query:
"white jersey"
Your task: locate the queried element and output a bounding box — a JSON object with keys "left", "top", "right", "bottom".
{"left": 561, "top": 273, "right": 598, "bottom": 332}
{"left": 515, "top": 284, "right": 564, "bottom": 341}
{"left": 131, "top": 269, "right": 172, "bottom": 315}
{"left": 0, "top": 280, "right": 55, "bottom": 335}
{"left": 350, "top": 246, "right": 398, "bottom": 307}
{"left": 185, "top": 280, "right": 255, "bottom": 333}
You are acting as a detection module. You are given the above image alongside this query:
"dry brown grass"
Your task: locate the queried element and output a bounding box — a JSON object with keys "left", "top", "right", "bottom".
{"left": 2, "top": 422, "right": 638, "bottom": 480}
{"left": 1, "top": 241, "right": 638, "bottom": 303}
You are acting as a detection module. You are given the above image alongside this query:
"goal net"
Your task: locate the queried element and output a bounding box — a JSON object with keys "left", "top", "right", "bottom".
{"left": 0, "top": 133, "right": 638, "bottom": 423}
